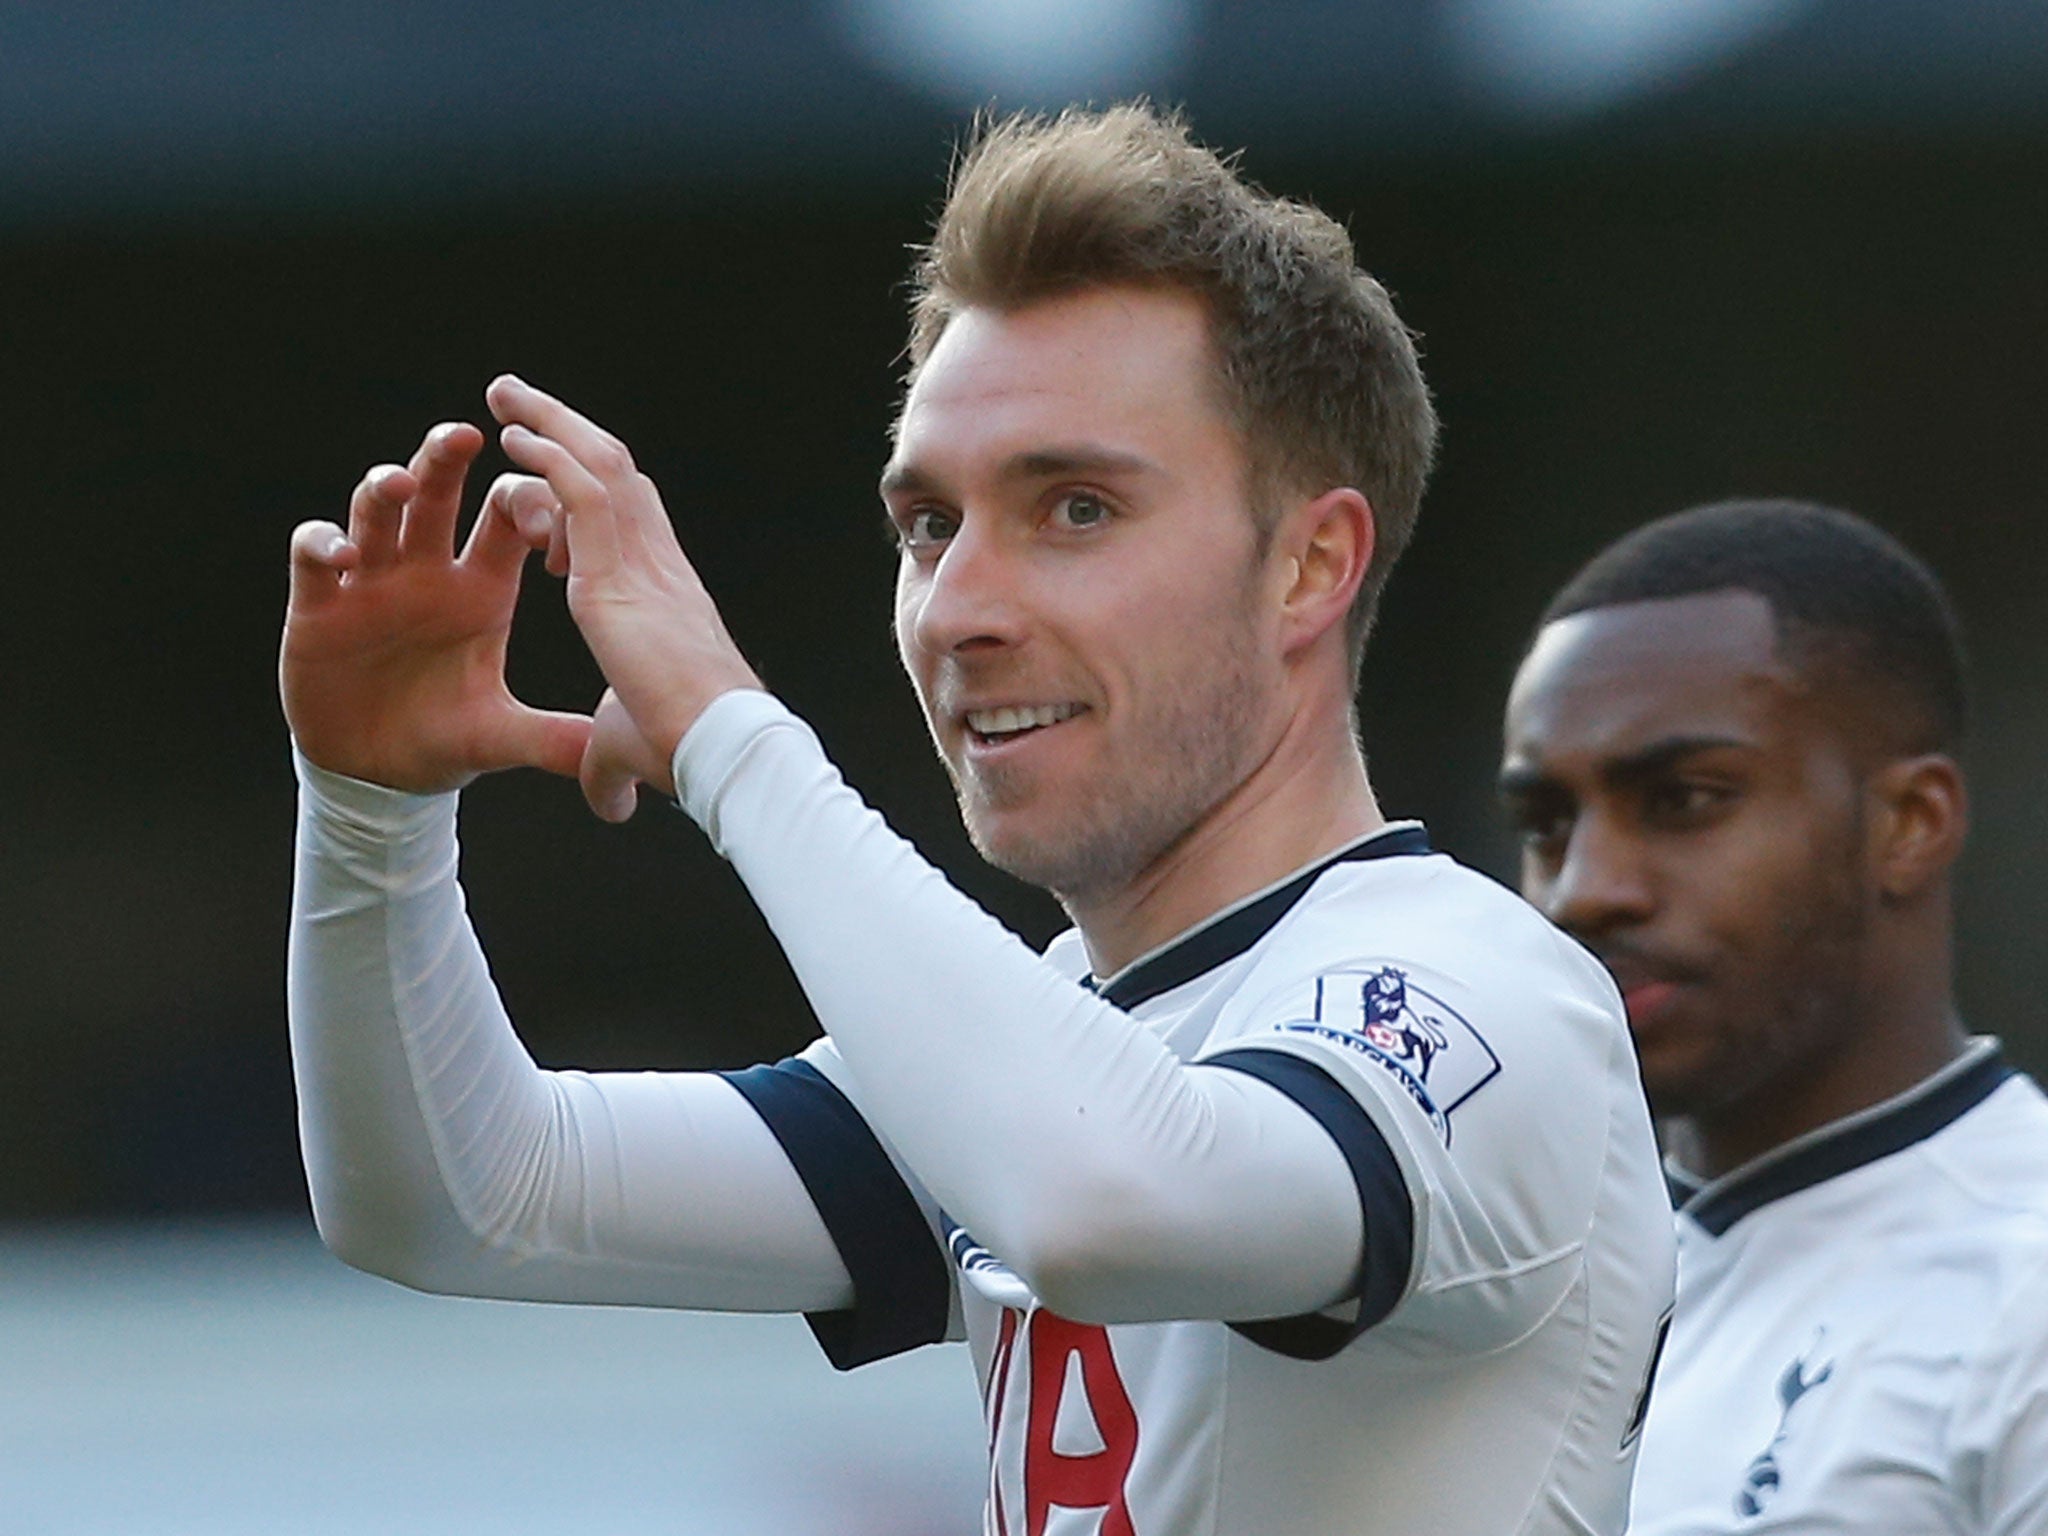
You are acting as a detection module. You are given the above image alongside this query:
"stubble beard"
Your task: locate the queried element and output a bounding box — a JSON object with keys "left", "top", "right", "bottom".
{"left": 951, "top": 630, "right": 1270, "bottom": 909}
{"left": 1655, "top": 810, "right": 1874, "bottom": 1126}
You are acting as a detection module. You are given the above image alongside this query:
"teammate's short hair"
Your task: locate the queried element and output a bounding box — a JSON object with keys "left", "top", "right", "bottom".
{"left": 906, "top": 102, "right": 1439, "bottom": 671}
{"left": 1541, "top": 498, "right": 1968, "bottom": 754}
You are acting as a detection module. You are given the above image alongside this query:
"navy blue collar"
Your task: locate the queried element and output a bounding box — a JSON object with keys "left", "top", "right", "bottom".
{"left": 1086, "top": 823, "right": 1433, "bottom": 1011}
{"left": 1672, "top": 1043, "right": 2015, "bottom": 1236}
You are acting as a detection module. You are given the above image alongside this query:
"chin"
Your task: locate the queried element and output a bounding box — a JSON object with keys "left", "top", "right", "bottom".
{"left": 965, "top": 806, "right": 1145, "bottom": 905}
{"left": 1640, "top": 1052, "right": 1765, "bottom": 1126}
{"left": 1633, "top": 1039, "right": 1726, "bottom": 1123}
{"left": 956, "top": 740, "right": 1244, "bottom": 904}
{"left": 1641, "top": 1081, "right": 1700, "bottom": 1125}
{"left": 969, "top": 818, "right": 1085, "bottom": 895}
{"left": 960, "top": 795, "right": 1041, "bottom": 867}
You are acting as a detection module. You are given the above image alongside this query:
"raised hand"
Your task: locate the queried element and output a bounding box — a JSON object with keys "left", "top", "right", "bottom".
{"left": 280, "top": 421, "right": 592, "bottom": 793}
{"left": 485, "top": 376, "right": 763, "bottom": 816}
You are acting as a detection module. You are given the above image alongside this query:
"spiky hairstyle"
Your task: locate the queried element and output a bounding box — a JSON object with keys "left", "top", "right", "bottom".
{"left": 906, "top": 103, "right": 1438, "bottom": 668}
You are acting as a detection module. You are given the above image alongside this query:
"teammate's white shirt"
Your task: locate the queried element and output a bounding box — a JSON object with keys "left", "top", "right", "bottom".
{"left": 290, "top": 689, "right": 1674, "bottom": 1535}
{"left": 1629, "top": 1041, "right": 2048, "bottom": 1534}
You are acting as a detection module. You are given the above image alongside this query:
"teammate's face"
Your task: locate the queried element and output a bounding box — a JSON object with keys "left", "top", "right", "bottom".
{"left": 885, "top": 286, "right": 1282, "bottom": 904}
{"left": 1498, "top": 590, "right": 1873, "bottom": 1121}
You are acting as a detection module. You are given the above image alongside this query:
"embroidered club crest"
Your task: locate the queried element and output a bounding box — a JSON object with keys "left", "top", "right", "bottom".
{"left": 1736, "top": 1331, "right": 1835, "bottom": 1518}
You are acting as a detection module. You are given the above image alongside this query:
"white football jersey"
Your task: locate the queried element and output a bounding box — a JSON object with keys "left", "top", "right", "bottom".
{"left": 730, "top": 827, "right": 1676, "bottom": 1535}
{"left": 1629, "top": 1041, "right": 2048, "bottom": 1534}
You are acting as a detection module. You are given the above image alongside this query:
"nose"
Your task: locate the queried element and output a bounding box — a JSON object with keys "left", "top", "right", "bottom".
{"left": 898, "top": 516, "right": 1025, "bottom": 661}
{"left": 1534, "top": 813, "right": 1658, "bottom": 941}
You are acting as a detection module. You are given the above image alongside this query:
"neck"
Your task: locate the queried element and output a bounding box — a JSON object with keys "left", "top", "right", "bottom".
{"left": 1066, "top": 704, "right": 1384, "bottom": 977}
{"left": 1671, "top": 905, "right": 1968, "bottom": 1180}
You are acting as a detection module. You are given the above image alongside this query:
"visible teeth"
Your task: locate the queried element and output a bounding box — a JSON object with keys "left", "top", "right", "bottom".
{"left": 966, "top": 703, "right": 1081, "bottom": 737}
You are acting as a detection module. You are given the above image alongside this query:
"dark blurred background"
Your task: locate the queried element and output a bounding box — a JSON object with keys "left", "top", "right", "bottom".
{"left": 5, "top": 0, "right": 2044, "bottom": 1220}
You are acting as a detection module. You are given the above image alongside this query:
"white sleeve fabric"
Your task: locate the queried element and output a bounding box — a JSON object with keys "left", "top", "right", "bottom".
{"left": 673, "top": 690, "right": 1369, "bottom": 1327}
{"left": 1216, "top": 940, "right": 1628, "bottom": 1353}
{"left": 287, "top": 752, "right": 856, "bottom": 1313}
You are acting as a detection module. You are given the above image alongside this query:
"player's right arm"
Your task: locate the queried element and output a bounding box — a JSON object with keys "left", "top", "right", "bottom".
{"left": 281, "top": 425, "right": 857, "bottom": 1313}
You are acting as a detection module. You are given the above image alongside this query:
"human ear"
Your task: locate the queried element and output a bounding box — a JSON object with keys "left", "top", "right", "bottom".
{"left": 1868, "top": 753, "right": 1968, "bottom": 901}
{"left": 1275, "top": 488, "right": 1374, "bottom": 655}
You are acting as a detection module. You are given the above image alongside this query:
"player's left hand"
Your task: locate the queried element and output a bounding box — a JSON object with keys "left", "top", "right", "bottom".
{"left": 485, "top": 374, "right": 763, "bottom": 816}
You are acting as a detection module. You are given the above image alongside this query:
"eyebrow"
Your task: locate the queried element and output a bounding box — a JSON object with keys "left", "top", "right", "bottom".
{"left": 1497, "top": 733, "right": 1755, "bottom": 799}
{"left": 879, "top": 443, "right": 1163, "bottom": 500}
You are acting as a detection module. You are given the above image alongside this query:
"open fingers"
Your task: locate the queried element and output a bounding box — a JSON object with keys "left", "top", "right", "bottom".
{"left": 487, "top": 375, "right": 663, "bottom": 569}
{"left": 287, "top": 519, "right": 357, "bottom": 613}
{"left": 486, "top": 374, "right": 634, "bottom": 477}
{"left": 346, "top": 465, "right": 414, "bottom": 570}
{"left": 498, "top": 421, "right": 624, "bottom": 578}
{"left": 470, "top": 472, "right": 560, "bottom": 578}
{"left": 397, "top": 422, "right": 486, "bottom": 558}
{"left": 547, "top": 511, "right": 570, "bottom": 577}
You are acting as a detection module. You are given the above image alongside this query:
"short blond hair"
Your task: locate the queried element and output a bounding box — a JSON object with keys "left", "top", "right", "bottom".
{"left": 907, "top": 103, "right": 1438, "bottom": 668}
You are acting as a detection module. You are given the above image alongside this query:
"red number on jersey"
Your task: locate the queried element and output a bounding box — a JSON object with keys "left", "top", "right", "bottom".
{"left": 1024, "top": 1312, "right": 1140, "bottom": 1536}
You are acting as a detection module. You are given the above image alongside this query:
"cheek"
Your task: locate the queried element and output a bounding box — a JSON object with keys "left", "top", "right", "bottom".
{"left": 892, "top": 613, "right": 943, "bottom": 722}
{"left": 1134, "top": 558, "right": 1269, "bottom": 664}
{"left": 891, "top": 583, "right": 923, "bottom": 666}
{"left": 1697, "top": 818, "right": 1864, "bottom": 979}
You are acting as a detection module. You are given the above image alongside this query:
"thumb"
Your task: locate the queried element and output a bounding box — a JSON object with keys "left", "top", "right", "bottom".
{"left": 581, "top": 743, "right": 642, "bottom": 825}
{"left": 579, "top": 688, "right": 672, "bottom": 822}
{"left": 492, "top": 706, "right": 593, "bottom": 781}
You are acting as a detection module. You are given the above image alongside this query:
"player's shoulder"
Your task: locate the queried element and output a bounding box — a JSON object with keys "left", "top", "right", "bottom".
{"left": 1205, "top": 841, "right": 1633, "bottom": 1134}
{"left": 1918, "top": 1064, "right": 2048, "bottom": 1220}
{"left": 1977, "top": 1066, "right": 2048, "bottom": 1150}
{"left": 1840, "top": 1062, "right": 2048, "bottom": 1371}
{"left": 1264, "top": 841, "right": 1622, "bottom": 1021}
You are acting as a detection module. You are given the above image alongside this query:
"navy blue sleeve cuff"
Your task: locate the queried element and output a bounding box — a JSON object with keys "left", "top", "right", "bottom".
{"left": 721, "top": 1058, "right": 952, "bottom": 1370}
{"left": 1202, "top": 1047, "right": 1416, "bottom": 1361}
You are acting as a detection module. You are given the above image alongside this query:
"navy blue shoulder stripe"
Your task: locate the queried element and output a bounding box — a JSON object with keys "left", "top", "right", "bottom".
{"left": 1096, "top": 826, "right": 1431, "bottom": 1010}
{"left": 1687, "top": 1047, "right": 2014, "bottom": 1236}
{"left": 1204, "top": 1047, "right": 1415, "bottom": 1361}
{"left": 721, "top": 1058, "right": 951, "bottom": 1369}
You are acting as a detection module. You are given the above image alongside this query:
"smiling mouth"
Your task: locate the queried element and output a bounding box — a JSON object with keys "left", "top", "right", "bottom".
{"left": 963, "top": 702, "right": 1084, "bottom": 744}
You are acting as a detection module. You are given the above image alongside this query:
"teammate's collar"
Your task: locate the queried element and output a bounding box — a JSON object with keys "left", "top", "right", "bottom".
{"left": 1083, "top": 822, "right": 1432, "bottom": 1011}
{"left": 1669, "top": 1037, "right": 2015, "bottom": 1236}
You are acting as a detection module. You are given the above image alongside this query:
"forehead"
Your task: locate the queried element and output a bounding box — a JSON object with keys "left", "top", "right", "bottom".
{"left": 886, "top": 286, "right": 1230, "bottom": 478}
{"left": 1503, "top": 589, "right": 1802, "bottom": 769}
